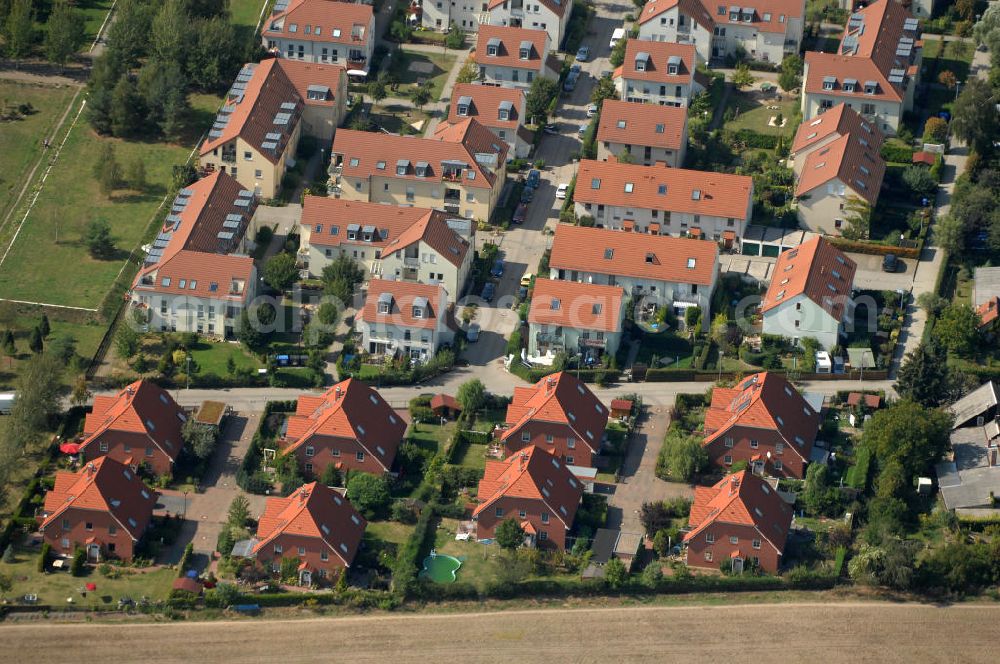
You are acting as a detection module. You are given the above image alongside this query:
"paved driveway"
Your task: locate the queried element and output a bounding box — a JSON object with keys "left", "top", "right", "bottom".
{"left": 606, "top": 405, "right": 693, "bottom": 534}
{"left": 848, "top": 252, "right": 914, "bottom": 292}
{"left": 162, "top": 412, "right": 268, "bottom": 561}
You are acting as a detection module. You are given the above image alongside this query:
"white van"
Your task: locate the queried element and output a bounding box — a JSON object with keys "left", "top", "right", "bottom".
{"left": 610, "top": 28, "right": 625, "bottom": 49}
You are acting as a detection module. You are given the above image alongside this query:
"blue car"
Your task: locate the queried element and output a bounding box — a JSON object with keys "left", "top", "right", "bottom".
{"left": 481, "top": 282, "right": 496, "bottom": 302}
{"left": 526, "top": 169, "right": 541, "bottom": 189}
{"left": 576, "top": 45, "right": 591, "bottom": 62}
{"left": 490, "top": 259, "right": 504, "bottom": 278}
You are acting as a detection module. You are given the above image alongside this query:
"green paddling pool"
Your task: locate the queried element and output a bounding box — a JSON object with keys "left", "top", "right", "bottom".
{"left": 419, "top": 552, "right": 462, "bottom": 583}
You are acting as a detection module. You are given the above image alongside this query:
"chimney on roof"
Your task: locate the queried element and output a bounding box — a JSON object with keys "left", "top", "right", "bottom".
{"left": 86, "top": 462, "right": 96, "bottom": 474}
{"left": 126, "top": 386, "right": 134, "bottom": 397}
{"left": 546, "top": 377, "right": 555, "bottom": 393}
{"left": 335, "top": 386, "right": 342, "bottom": 401}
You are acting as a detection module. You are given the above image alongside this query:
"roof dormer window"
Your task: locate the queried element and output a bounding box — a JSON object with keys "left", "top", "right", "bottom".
{"left": 692, "top": 189, "right": 702, "bottom": 200}
{"left": 456, "top": 95, "right": 471, "bottom": 116}
{"left": 592, "top": 303, "right": 602, "bottom": 314}
{"left": 377, "top": 292, "right": 392, "bottom": 314}
{"left": 415, "top": 161, "right": 429, "bottom": 177}
{"left": 864, "top": 80, "right": 877, "bottom": 95}
{"left": 667, "top": 55, "right": 681, "bottom": 75}
{"left": 519, "top": 40, "right": 532, "bottom": 60}
{"left": 843, "top": 78, "right": 857, "bottom": 92}
{"left": 655, "top": 123, "right": 665, "bottom": 133}
{"left": 634, "top": 52, "right": 650, "bottom": 72}
{"left": 487, "top": 37, "right": 501, "bottom": 56}
{"left": 822, "top": 75, "right": 836, "bottom": 91}
{"left": 412, "top": 305, "right": 423, "bottom": 318}
{"left": 687, "top": 258, "right": 696, "bottom": 269}
{"left": 498, "top": 100, "right": 513, "bottom": 121}
{"left": 396, "top": 159, "right": 409, "bottom": 175}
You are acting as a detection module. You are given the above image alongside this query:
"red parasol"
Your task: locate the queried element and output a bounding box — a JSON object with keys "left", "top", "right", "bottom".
{"left": 85, "top": 583, "right": 97, "bottom": 591}
{"left": 59, "top": 442, "right": 81, "bottom": 455}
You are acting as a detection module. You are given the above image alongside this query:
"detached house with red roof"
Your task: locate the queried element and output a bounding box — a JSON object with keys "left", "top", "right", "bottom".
{"left": 702, "top": 372, "right": 820, "bottom": 479}
{"left": 299, "top": 197, "right": 473, "bottom": 296}
{"left": 78, "top": 380, "right": 186, "bottom": 476}
{"left": 617, "top": 40, "right": 701, "bottom": 107}
{"left": 39, "top": 457, "right": 157, "bottom": 562}
{"left": 802, "top": 0, "right": 921, "bottom": 135}
{"left": 549, "top": 224, "right": 718, "bottom": 327}
{"left": 280, "top": 379, "right": 407, "bottom": 477}
{"left": 330, "top": 119, "right": 507, "bottom": 222}
{"left": 250, "top": 482, "right": 366, "bottom": 585}
{"left": 500, "top": 371, "right": 609, "bottom": 467}
{"left": 636, "top": 0, "right": 805, "bottom": 65}
{"left": 760, "top": 236, "right": 857, "bottom": 350}
{"left": 357, "top": 279, "right": 454, "bottom": 362}
{"left": 474, "top": 446, "right": 584, "bottom": 549}
{"left": 573, "top": 160, "right": 753, "bottom": 247}
{"left": 527, "top": 279, "right": 625, "bottom": 362}
{"left": 597, "top": 100, "right": 688, "bottom": 167}
{"left": 262, "top": 0, "right": 375, "bottom": 74}
{"left": 474, "top": 25, "right": 560, "bottom": 89}
{"left": 130, "top": 171, "right": 256, "bottom": 339}
{"left": 486, "top": 0, "right": 572, "bottom": 51}
{"left": 684, "top": 470, "right": 792, "bottom": 574}
{"left": 200, "top": 58, "right": 347, "bottom": 198}
{"left": 448, "top": 83, "right": 532, "bottom": 159}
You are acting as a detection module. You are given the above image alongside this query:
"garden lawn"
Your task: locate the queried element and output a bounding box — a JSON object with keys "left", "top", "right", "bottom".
{"left": 389, "top": 49, "right": 457, "bottom": 101}
{"left": 370, "top": 104, "right": 430, "bottom": 136}
{"left": 408, "top": 422, "right": 456, "bottom": 457}
{"left": 0, "top": 102, "right": 193, "bottom": 308}
{"left": 634, "top": 332, "right": 693, "bottom": 368}
{"left": 724, "top": 94, "right": 798, "bottom": 137}
{"left": 452, "top": 441, "right": 488, "bottom": 470}
{"left": 0, "top": 552, "right": 177, "bottom": 607}
{"left": 0, "top": 81, "right": 77, "bottom": 221}
{"left": 365, "top": 520, "right": 415, "bottom": 546}
{"left": 229, "top": 0, "right": 271, "bottom": 29}
{"left": 189, "top": 340, "right": 262, "bottom": 376}
{"left": 432, "top": 518, "right": 502, "bottom": 589}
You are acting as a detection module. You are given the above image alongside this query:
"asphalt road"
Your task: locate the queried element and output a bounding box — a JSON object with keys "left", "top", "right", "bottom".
{"left": 2, "top": 601, "right": 997, "bottom": 663}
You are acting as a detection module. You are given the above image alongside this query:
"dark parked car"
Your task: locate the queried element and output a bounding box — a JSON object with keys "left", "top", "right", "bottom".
{"left": 481, "top": 282, "right": 496, "bottom": 302}
{"left": 526, "top": 169, "right": 541, "bottom": 189}
{"left": 513, "top": 203, "right": 528, "bottom": 224}
{"left": 882, "top": 253, "right": 899, "bottom": 272}
{"left": 491, "top": 259, "right": 504, "bottom": 278}
{"left": 543, "top": 123, "right": 559, "bottom": 135}
{"left": 520, "top": 186, "right": 535, "bottom": 203}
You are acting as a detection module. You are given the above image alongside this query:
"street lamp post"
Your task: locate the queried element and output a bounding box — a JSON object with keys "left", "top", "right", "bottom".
{"left": 182, "top": 490, "right": 189, "bottom": 519}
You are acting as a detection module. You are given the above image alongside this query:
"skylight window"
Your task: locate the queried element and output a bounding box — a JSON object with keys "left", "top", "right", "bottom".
{"left": 624, "top": 182, "right": 634, "bottom": 193}
{"left": 616, "top": 120, "right": 626, "bottom": 129}
{"left": 591, "top": 178, "right": 601, "bottom": 189}
{"left": 603, "top": 248, "right": 613, "bottom": 259}
{"left": 686, "top": 258, "right": 696, "bottom": 269}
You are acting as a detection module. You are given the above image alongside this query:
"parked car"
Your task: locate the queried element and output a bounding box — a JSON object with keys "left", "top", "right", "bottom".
{"left": 481, "top": 282, "right": 495, "bottom": 302}
{"left": 586, "top": 103, "right": 598, "bottom": 118}
{"left": 576, "top": 45, "right": 591, "bottom": 62}
{"left": 563, "top": 75, "right": 578, "bottom": 92}
{"left": 570, "top": 63, "right": 582, "bottom": 75}
{"left": 520, "top": 272, "right": 533, "bottom": 288}
{"left": 543, "top": 123, "right": 559, "bottom": 135}
{"left": 609, "top": 27, "right": 625, "bottom": 48}
{"left": 491, "top": 259, "right": 505, "bottom": 278}
{"left": 556, "top": 183, "right": 569, "bottom": 199}
{"left": 526, "top": 169, "right": 541, "bottom": 189}
{"left": 513, "top": 203, "right": 528, "bottom": 224}
{"left": 518, "top": 285, "right": 529, "bottom": 301}
{"left": 466, "top": 323, "right": 480, "bottom": 342}
{"left": 882, "top": 253, "right": 899, "bottom": 273}
{"left": 520, "top": 186, "right": 535, "bottom": 203}
{"left": 578, "top": 124, "right": 588, "bottom": 137}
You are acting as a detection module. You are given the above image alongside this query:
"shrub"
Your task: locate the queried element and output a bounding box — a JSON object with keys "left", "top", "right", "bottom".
{"left": 70, "top": 547, "right": 87, "bottom": 576}
{"left": 347, "top": 473, "right": 392, "bottom": 519}
{"left": 881, "top": 142, "right": 914, "bottom": 164}
{"left": 177, "top": 542, "right": 194, "bottom": 578}
{"left": 38, "top": 542, "right": 51, "bottom": 573}
{"left": 922, "top": 117, "right": 948, "bottom": 144}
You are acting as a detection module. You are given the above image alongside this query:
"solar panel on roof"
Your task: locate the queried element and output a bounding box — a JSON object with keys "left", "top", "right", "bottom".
{"left": 265, "top": 132, "right": 281, "bottom": 141}
{"left": 223, "top": 219, "right": 240, "bottom": 229}
{"left": 226, "top": 213, "right": 242, "bottom": 223}
{"left": 208, "top": 129, "right": 223, "bottom": 138}
{"left": 234, "top": 199, "right": 251, "bottom": 208}
{"left": 238, "top": 190, "right": 253, "bottom": 199}
{"left": 217, "top": 231, "right": 234, "bottom": 240}
{"left": 261, "top": 141, "right": 278, "bottom": 150}
{"left": 178, "top": 188, "right": 193, "bottom": 197}
{"left": 153, "top": 239, "right": 169, "bottom": 249}
{"left": 166, "top": 214, "right": 181, "bottom": 223}
{"left": 280, "top": 101, "right": 296, "bottom": 110}
{"left": 273, "top": 113, "right": 291, "bottom": 125}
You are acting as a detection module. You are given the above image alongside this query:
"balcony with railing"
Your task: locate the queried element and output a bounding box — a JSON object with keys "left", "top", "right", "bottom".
{"left": 220, "top": 148, "right": 237, "bottom": 164}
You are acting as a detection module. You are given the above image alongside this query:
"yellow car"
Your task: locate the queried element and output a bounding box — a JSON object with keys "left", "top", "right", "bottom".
{"left": 520, "top": 273, "right": 533, "bottom": 288}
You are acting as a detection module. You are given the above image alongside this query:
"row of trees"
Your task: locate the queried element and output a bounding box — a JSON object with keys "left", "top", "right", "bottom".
{"left": 87, "top": 0, "right": 246, "bottom": 140}
{"left": 1, "top": 0, "right": 85, "bottom": 64}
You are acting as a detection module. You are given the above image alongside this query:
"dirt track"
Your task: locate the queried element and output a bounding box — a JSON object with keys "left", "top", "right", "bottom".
{"left": 2, "top": 601, "right": 997, "bottom": 663}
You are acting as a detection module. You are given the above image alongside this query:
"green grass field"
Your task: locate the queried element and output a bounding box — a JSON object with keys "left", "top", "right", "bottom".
{"left": 0, "top": 94, "right": 200, "bottom": 308}
{"left": 724, "top": 94, "right": 798, "bottom": 137}
{"left": 0, "top": 551, "right": 177, "bottom": 607}
{"left": 79, "top": 0, "right": 115, "bottom": 46}
{"left": 230, "top": 0, "right": 271, "bottom": 30}
{"left": 0, "top": 81, "right": 77, "bottom": 223}
{"left": 390, "top": 49, "right": 457, "bottom": 101}
{"left": 189, "top": 339, "right": 262, "bottom": 376}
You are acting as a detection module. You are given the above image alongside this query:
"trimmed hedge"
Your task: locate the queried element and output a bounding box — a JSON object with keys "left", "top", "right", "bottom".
{"left": 726, "top": 129, "right": 780, "bottom": 149}
{"left": 827, "top": 237, "right": 921, "bottom": 259}
{"left": 881, "top": 142, "right": 915, "bottom": 164}
{"left": 645, "top": 368, "right": 695, "bottom": 381}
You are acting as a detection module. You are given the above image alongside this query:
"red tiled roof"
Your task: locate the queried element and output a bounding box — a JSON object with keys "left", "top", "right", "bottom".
{"left": 707, "top": 0, "right": 804, "bottom": 34}
{"left": 846, "top": 392, "right": 882, "bottom": 408}
{"left": 795, "top": 132, "right": 885, "bottom": 205}
{"left": 978, "top": 297, "right": 1000, "bottom": 329}
{"left": 132, "top": 171, "right": 256, "bottom": 302}
{"left": 474, "top": 446, "right": 584, "bottom": 527}
{"left": 474, "top": 25, "right": 549, "bottom": 70}
{"left": 301, "top": 198, "right": 470, "bottom": 267}
{"left": 912, "top": 151, "right": 936, "bottom": 166}
{"left": 803, "top": 52, "right": 901, "bottom": 103}
{"left": 596, "top": 100, "right": 687, "bottom": 152}
{"left": 448, "top": 83, "right": 526, "bottom": 131}
{"left": 500, "top": 372, "right": 608, "bottom": 452}
{"left": 262, "top": 0, "right": 373, "bottom": 46}
{"left": 283, "top": 379, "right": 406, "bottom": 471}
{"left": 41, "top": 457, "right": 157, "bottom": 541}
{"left": 430, "top": 394, "right": 461, "bottom": 411}
{"left": 610, "top": 399, "right": 633, "bottom": 411}
{"left": 549, "top": 224, "right": 718, "bottom": 287}
{"left": 80, "top": 380, "right": 186, "bottom": 463}
{"left": 620, "top": 40, "right": 696, "bottom": 85}
{"left": 760, "top": 236, "right": 857, "bottom": 322}
{"left": 200, "top": 59, "right": 303, "bottom": 163}
{"left": 791, "top": 103, "right": 884, "bottom": 155}
{"left": 683, "top": 471, "right": 792, "bottom": 554}
{"left": 528, "top": 279, "right": 624, "bottom": 333}
{"left": 638, "top": 0, "right": 714, "bottom": 31}
{"left": 702, "top": 373, "right": 820, "bottom": 462}
{"left": 253, "top": 482, "right": 366, "bottom": 566}
{"left": 575, "top": 160, "right": 753, "bottom": 220}
{"left": 273, "top": 58, "right": 346, "bottom": 109}
{"left": 333, "top": 119, "right": 506, "bottom": 189}
{"left": 361, "top": 279, "right": 445, "bottom": 330}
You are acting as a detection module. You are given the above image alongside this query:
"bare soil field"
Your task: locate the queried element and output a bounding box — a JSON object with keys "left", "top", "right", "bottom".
{"left": 1, "top": 601, "right": 997, "bottom": 663}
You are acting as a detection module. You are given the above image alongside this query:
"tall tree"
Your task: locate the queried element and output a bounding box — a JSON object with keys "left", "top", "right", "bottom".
{"left": 495, "top": 518, "right": 525, "bottom": 550}
{"left": 43, "top": 0, "right": 84, "bottom": 65}
{"left": 28, "top": 327, "right": 43, "bottom": 354}
{"left": 110, "top": 76, "right": 144, "bottom": 138}
{"left": 861, "top": 400, "right": 951, "bottom": 484}
{"left": 456, "top": 378, "right": 486, "bottom": 415}
{"left": 841, "top": 196, "right": 872, "bottom": 240}
{"left": 731, "top": 64, "right": 756, "bottom": 90}
{"left": 895, "top": 340, "right": 952, "bottom": 407}
{"left": 933, "top": 303, "right": 980, "bottom": 357}
{"left": 84, "top": 218, "right": 115, "bottom": 258}
{"left": 951, "top": 78, "right": 1000, "bottom": 155}
{"left": 263, "top": 252, "right": 299, "bottom": 291}
{"left": 777, "top": 54, "right": 802, "bottom": 92}
{"left": 187, "top": 17, "right": 239, "bottom": 90}
{"left": 4, "top": 0, "right": 35, "bottom": 61}
{"left": 150, "top": 0, "right": 190, "bottom": 68}
{"left": 105, "top": 0, "right": 153, "bottom": 69}
{"left": 87, "top": 56, "right": 123, "bottom": 135}
{"left": 138, "top": 60, "right": 189, "bottom": 138}
{"left": 38, "top": 314, "right": 50, "bottom": 338}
